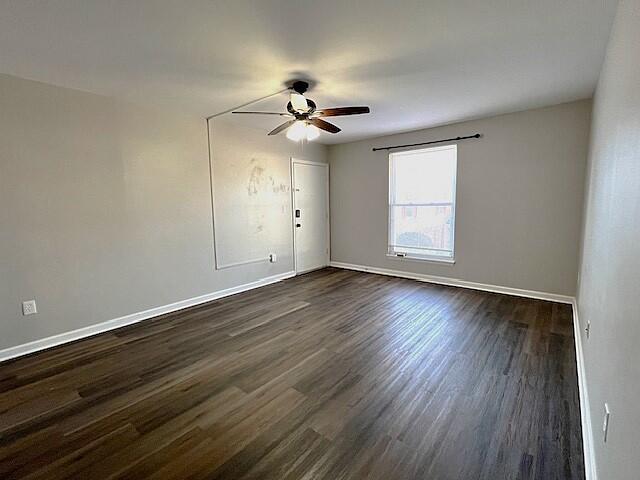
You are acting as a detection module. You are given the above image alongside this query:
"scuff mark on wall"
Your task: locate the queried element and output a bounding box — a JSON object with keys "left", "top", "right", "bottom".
{"left": 247, "top": 158, "right": 265, "bottom": 195}
{"left": 275, "top": 183, "right": 289, "bottom": 193}
{"left": 267, "top": 174, "right": 289, "bottom": 193}
{"left": 248, "top": 161, "right": 289, "bottom": 196}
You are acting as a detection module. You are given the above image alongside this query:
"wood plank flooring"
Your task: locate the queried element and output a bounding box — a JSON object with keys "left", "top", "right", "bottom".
{"left": 0, "top": 268, "right": 584, "bottom": 479}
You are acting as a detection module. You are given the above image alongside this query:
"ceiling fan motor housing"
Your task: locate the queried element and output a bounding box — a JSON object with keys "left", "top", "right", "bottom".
{"left": 292, "top": 80, "right": 309, "bottom": 95}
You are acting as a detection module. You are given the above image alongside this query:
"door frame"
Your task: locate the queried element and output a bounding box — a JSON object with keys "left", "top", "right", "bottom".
{"left": 290, "top": 158, "right": 330, "bottom": 274}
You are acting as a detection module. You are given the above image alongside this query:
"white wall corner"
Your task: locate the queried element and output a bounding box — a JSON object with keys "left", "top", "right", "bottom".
{"left": 0, "top": 270, "right": 295, "bottom": 363}
{"left": 572, "top": 299, "right": 597, "bottom": 480}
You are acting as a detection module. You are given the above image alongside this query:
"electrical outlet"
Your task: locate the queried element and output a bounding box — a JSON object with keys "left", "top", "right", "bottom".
{"left": 603, "top": 403, "right": 611, "bottom": 442}
{"left": 22, "top": 300, "right": 37, "bottom": 316}
{"left": 585, "top": 321, "right": 591, "bottom": 339}
{"left": 269, "top": 253, "right": 277, "bottom": 263}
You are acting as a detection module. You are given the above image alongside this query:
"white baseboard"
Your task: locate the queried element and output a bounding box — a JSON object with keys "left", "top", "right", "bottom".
{"left": 572, "top": 299, "right": 597, "bottom": 480}
{"left": 330, "top": 261, "right": 574, "bottom": 304}
{"left": 0, "top": 270, "right": 296, "bottom": 363}
{"left": 1, "top": 262, "right": 595, "bottom": 477}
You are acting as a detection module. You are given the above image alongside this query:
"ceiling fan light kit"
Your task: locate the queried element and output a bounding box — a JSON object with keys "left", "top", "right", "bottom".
{"left": 232, "top": 79, "right": 370, "bottom": 142}
{"left": 286, "top": 121, "right": 320, "bottom": 142}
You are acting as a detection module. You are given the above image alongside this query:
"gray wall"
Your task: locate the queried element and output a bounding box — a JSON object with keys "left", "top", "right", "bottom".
{"left": 576, "top": 0, "right": 640, "bottom": 478}
{"left": 0, "top": 73, "right": 326, "bottom": 352}
{"left": 329, "top": 100, "right": 591, "bottom": 296}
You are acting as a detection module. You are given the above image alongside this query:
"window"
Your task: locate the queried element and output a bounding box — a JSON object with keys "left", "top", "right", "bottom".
{"left": 388, "top": 144, "right": 457, "bottom": 263}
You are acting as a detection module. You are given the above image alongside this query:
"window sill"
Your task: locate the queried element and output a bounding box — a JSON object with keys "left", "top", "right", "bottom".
{"left": 386, "top": 253, "right": 456, "bottom": 265}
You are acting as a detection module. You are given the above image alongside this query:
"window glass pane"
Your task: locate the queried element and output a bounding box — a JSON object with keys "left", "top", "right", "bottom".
{"left": 388, "top": 145, "right": 457, "bottom": 260}
{"left": 391, "top": 147, "right": 456, "bottom": 204}
{"left": 389, "top": 205, "right": 454, "bottom": 256}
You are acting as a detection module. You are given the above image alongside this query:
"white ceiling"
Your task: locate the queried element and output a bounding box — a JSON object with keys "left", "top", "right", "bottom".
{"left": 0, "top": 0, "right": 618, "bottom": 144}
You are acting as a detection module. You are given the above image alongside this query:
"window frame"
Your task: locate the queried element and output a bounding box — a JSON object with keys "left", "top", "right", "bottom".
{"left": 387, "top": 144, "right": 458, "bottom": 264}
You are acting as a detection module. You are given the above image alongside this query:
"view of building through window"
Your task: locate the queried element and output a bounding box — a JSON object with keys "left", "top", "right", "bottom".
{"left": 388, "top": 144, "right": 457, "bottom": 261}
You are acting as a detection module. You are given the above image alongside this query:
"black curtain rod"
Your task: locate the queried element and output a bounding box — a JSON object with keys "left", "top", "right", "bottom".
{"left": 372, "top": 133, "right": 482, "bottom": 151}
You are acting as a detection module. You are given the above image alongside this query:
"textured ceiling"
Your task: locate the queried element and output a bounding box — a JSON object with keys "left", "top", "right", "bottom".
{"left": 0, "top": 0, "right": 618, "bottom": 143}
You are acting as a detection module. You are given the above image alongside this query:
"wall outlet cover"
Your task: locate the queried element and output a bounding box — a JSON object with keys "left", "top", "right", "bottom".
{"left": 603, "top": 403, "right": 611, "bottom": 442}
{"left": 22, "top": 300, "right": 38, "bottom": 316}
{"left": 586, "top": 321, "right": 591, "bottom": 338}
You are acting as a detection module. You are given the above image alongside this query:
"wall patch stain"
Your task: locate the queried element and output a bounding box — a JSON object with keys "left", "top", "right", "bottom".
{"left": 247, "top": 159, "right": 265, "bottom": 195}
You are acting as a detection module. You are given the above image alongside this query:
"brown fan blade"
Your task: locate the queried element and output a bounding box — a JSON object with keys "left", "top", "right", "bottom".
{"left": 310, "top": 118, "right": 341, "bottom": 134}
{"left": 232, "top": 111, "right": 292, "bottom": 116}
{"left": 314, "top": 106, "right": 370, "bottom": 117}
{"left": 268, "top": 119, "right": 296, "bottom": 136}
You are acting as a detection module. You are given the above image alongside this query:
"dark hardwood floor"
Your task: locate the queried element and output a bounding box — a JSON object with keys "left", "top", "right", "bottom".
{"left": 0, "top": 268, "right": 584, "bottom": 479}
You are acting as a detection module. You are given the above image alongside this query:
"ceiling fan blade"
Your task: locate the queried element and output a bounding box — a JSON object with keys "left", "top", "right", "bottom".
{"left": 268, "top": 119, "right": 297, "bottom": 136}
{"left": 315, "top": 106, "right": 370, "bottom": 117}
{"left": 310, "top": 118, "right": 341, "bottom": 134}
{"left": 232, "top": 111, "right": 292, "bottom": 116}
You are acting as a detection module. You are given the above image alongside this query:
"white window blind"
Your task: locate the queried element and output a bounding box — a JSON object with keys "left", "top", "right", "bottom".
{"left": 388, "top": 144, "right": 457, "bottom": 262}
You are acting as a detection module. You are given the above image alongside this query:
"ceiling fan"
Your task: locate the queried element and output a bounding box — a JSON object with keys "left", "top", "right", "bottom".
{"left": 232, "top": 80, "right": 370, "bottom": 141}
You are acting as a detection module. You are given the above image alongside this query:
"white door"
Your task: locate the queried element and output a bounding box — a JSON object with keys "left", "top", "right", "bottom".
{"left": 292, "top": 160, "right": 329, "bottom": 274}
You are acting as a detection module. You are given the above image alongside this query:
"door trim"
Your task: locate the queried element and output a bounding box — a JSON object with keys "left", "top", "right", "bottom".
{"left": 290, "top": 158, "right": 330, "bottom": 274}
